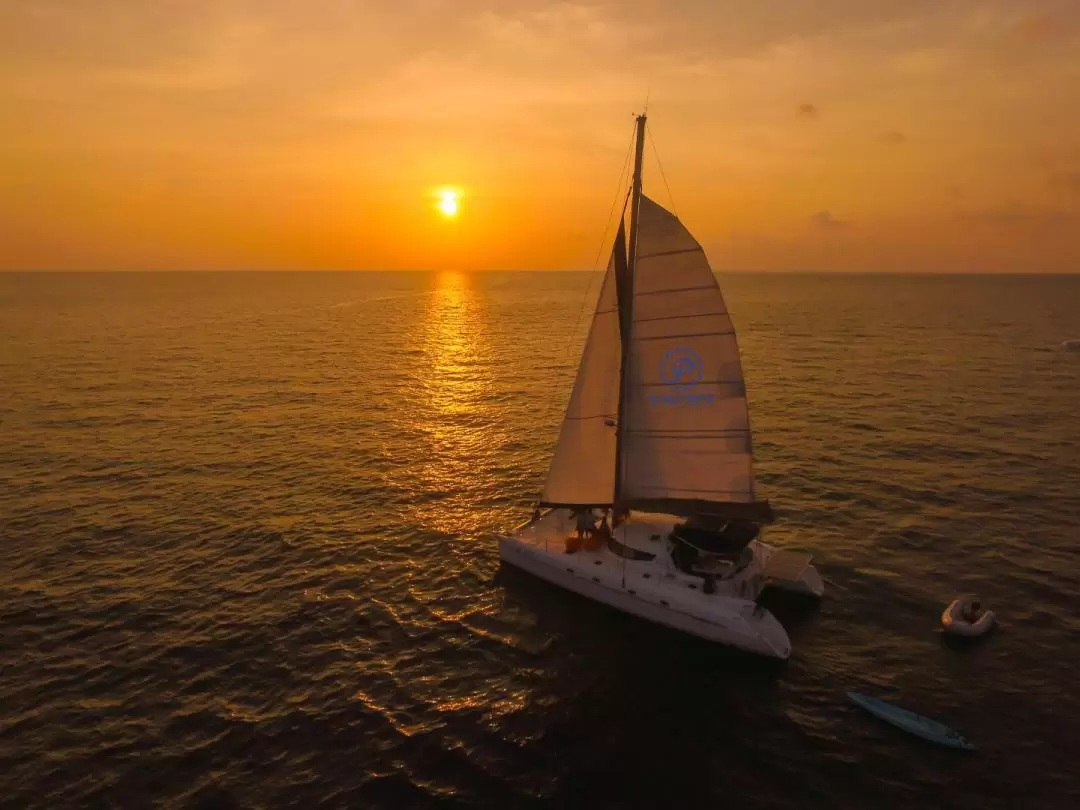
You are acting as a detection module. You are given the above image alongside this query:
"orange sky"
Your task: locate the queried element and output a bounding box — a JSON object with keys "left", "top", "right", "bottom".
{"left": 2, "top": 0, "right": 1079, "bottom": 272}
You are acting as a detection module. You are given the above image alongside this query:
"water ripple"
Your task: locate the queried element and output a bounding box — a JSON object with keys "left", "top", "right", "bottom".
{"left": 1, "top": 271, "right": 1078, "bottom": 809}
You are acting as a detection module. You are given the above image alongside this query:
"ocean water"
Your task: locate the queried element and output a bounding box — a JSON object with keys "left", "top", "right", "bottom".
{"left": 1, "top": 271, "right": 1078, "bottom": 809}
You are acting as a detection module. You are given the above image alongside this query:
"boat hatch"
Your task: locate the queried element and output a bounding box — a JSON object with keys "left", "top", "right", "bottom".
{"left": 762, "top": 550, "right": 813, "bottom": 585}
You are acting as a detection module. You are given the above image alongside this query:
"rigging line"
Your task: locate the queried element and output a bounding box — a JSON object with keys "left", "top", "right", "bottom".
{"left": 621, "top": 521, "right": 627, "bottom": 588}
{"left": 645, "top": 121, "right": 678, "bottom": 219}
{"left": 555, "top": 120, "right": 636, "bottom": 396}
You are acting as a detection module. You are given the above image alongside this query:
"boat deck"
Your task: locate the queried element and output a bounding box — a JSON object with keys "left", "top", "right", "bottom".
{"left": 508, "top": 509, "right": 766, "bottom": 600}
{"left": 515, "top": 509, "right": 677, "bottom": 557}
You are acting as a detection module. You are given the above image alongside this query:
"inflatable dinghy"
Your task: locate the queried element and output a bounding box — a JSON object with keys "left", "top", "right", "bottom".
{"left": 941, "top": 596, "right": 995, "bottom": 637}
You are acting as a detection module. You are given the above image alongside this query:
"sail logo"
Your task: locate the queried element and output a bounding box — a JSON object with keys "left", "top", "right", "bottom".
{"left": 652, "top": 347, "right": 716, "bottom": 406}
{"left": 660, "top": 347, "right": 702, "bottom": 389}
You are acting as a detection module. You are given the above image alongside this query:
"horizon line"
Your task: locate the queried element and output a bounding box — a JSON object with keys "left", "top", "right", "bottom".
{"left": 2, "top": 268, "right": 1078, "bottom": 276}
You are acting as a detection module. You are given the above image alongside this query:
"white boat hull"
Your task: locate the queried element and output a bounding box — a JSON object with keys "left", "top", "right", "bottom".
{"left": 497, "top": 510, "right": 824, "bottom": 660}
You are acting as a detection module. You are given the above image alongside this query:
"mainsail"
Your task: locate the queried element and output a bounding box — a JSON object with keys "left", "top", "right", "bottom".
{"left": 618, "top": 195, "right": 771, "bottom": 521}
{"left": 540, "top": 119, "right": 772, "bottom": 522}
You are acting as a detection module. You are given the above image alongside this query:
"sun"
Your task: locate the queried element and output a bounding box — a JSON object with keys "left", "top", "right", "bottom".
{"left": 437, "top": 190, "right": 459, "bottom": 218}
{"left": 432, "top": 186, "right": 462, "bottom": 219}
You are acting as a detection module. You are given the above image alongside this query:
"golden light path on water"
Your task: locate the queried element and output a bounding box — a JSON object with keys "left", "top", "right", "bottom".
{"left": 412, "top": 271, "right": 506, "bottom": 537}
{"left": 357, "top": 271, "right": 535, "bottom": 737}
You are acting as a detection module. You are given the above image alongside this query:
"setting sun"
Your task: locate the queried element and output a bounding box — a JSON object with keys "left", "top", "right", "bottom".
{"left": 436, "top": 190, "right": 460, "bottom": 218}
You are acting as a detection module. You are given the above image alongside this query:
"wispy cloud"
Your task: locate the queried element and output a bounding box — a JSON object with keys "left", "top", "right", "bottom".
{"left": 957, "top": 202, "right": 1076, "bottom": 228}
{"left": 809, "top": 211, "right": 850, "bottom": 230}
{"left": 1004, "top": 8, "right": 1076, "bottom": 45}
{"left": 881, "top": 131, "right": 907, "bottom": 145}
{"left": 796, "top": 103, "right": 820, "bottom": 120}
{"left": 1050, "top": 171, "right": 1080, "bottom": 193}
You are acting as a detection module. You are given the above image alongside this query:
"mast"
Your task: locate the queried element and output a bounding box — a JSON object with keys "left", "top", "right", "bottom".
{"left": 613, "top": 113, "right": 647, "bottom": 512}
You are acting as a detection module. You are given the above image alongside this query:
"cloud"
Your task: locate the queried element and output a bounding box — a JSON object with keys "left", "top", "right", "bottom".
{"left": 1050, "top": 171, "right": 1080, "bottom": 193}
{"left": 957, "top": 202, "right": 1076, "bottom": 228}
{"left": 809, "top": 210, "right": 850, "bottom": 230}
{"left": 796, "top": 103, "right": 819, "bottom": 120}
{"left": 1006, "top": 11, "right": 1070, "bottom": 46}
{"left": 881, "top": 130, "right": 907, "bottom": 144}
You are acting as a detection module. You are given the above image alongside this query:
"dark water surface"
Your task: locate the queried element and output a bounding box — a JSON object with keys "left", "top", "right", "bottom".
{"left": 1, "top": 271, "right": 1078, "bottom": 809}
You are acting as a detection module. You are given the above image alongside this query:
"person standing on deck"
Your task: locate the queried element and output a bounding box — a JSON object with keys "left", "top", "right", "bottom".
{"left": 574, "top": 509, "right": 594, "bottom": 543}
{"left": 595, "top": 511, "right": 612, "bottom": 544}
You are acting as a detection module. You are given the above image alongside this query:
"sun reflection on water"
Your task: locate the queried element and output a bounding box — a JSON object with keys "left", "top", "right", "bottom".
{"left": 423, "top": 271, "right": 486, "bottom": 415}
{"left": 407, "top": 271, "right": 504, "bottom": 536}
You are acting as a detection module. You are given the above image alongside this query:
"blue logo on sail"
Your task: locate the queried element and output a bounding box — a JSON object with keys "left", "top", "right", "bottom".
{"left": 660, "top": 347, "right": 703, "bottom": 390}
{"left": 652, "top": 346, "right": 715, "bottom": 406}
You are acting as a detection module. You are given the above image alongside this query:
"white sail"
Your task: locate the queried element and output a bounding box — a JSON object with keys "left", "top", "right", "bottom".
{"left": 539, "top": 236, "right": 623, "bottom": 506}
{"left": 618, "top": 195, "right": 767, "bottom": 519}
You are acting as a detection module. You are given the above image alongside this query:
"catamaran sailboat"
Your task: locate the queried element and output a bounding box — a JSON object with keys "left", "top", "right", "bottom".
{"left": 497, "top": 113, "right": 823, "bottom": 660}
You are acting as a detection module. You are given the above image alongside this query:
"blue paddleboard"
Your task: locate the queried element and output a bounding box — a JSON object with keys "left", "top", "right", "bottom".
{"left": 847, "top": 692, "right": 975, "bottom": 750}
